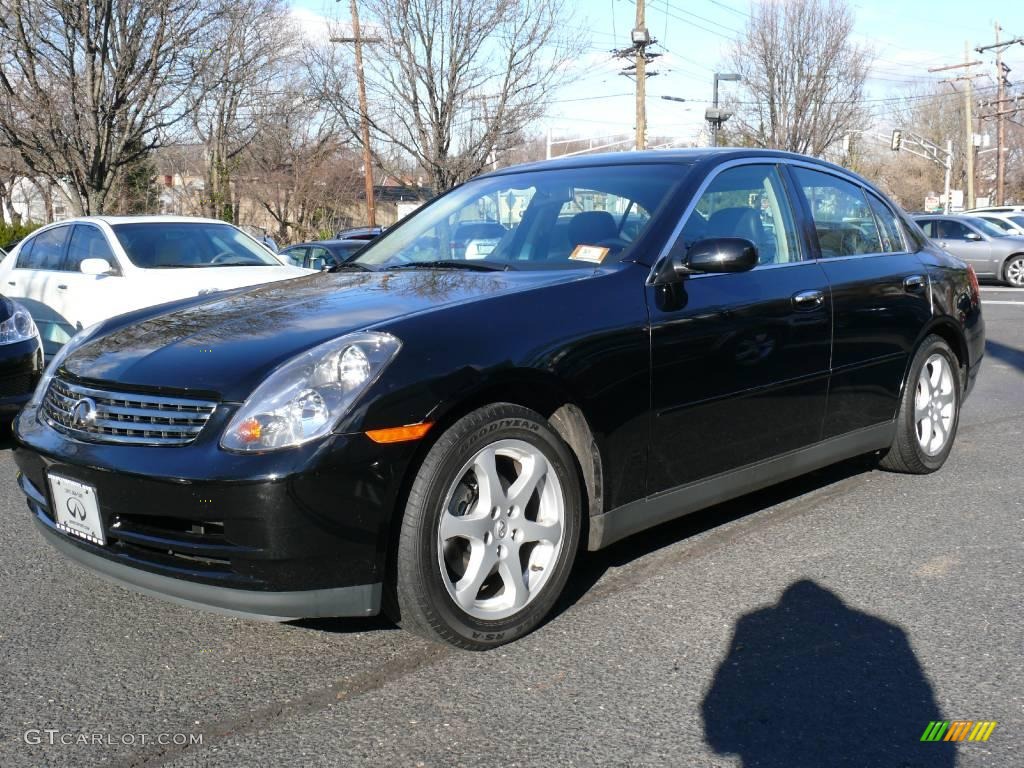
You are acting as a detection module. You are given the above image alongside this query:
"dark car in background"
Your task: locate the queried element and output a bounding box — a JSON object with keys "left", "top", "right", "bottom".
{"left": 334, "top": 226, "right": 384, "bottom": 242}
{"left": 13, "top": 149, "right": 983, "bottom": 650}
{"left": 914, "top": 213, "right": 1024, "bottom": 287}
{"left": 0, "top": 294, "right": 44, "bottom": 416}
{"left": 449, "top": 219, "right": 507, "bottom": 259}
{"left": 279, "top": 239, "right": 369, "bottom": 270}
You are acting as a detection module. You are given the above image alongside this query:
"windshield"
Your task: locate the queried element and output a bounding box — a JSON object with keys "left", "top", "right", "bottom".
{"left": 112, "top": 222, "right": 282, "bottom": 268}
{"left": 970, "top": 217, "right": 1008, "bottom": 238}
{"left": 353, "top": 164, "right": 688, "bottom": 270}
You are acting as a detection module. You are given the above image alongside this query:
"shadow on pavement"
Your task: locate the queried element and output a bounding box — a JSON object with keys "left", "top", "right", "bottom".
{"left": 985, "top": 339, "right": 1024, "bottom": 375}
{"left": 701, "top": 580, "right": 954, "bottom": 768}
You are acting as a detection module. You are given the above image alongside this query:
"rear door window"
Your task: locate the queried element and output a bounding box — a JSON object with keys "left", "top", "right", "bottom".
{"left": 20, "top": 226, "right": 70, "bottom": 270}
{"left": 792, "top": 167, "right": 882, "bottom": 257}
{"left": 865, "top": 192, "right": 905, "bottom": 253}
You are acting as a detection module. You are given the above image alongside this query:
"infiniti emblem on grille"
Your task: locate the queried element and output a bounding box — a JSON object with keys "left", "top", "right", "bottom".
{"left": 71, "top": 397, "right": 98, "bottom": 427}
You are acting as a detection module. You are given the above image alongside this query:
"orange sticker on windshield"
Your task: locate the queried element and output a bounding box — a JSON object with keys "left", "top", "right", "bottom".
{"left": 568, "top": 245, "right": 610, "bottom": 264}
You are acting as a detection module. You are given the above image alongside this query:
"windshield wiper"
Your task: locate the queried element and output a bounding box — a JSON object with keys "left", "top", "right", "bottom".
{"left": 387, "top": 260, "right": 512, "bottom": 272}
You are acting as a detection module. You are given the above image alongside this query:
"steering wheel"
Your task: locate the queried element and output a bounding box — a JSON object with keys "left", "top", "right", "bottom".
{"left": 210, "top": 251, "right": 241, "bottom": 265}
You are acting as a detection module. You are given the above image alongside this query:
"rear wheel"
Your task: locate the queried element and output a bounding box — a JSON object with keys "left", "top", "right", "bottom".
{"left": 879, "top": 336, "right": 961, "bottom": 474}
{"left": 1004, "top": 255, "right": 1024, "bottom": 287}
{"left": 392, "top": 403, "right": 581, "bottom": 649}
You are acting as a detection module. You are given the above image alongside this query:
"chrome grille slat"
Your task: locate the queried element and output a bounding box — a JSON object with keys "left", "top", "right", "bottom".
{"left": 41, "top": 377, "right": 217, "bottom": 446}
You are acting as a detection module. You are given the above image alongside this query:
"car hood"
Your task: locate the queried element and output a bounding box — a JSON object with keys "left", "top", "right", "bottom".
{"left": 63, "top": 268, "right": 585, "bottom": 401}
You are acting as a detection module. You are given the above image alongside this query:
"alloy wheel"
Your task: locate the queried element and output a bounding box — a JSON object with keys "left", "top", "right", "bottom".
{"left": 1006, "top": 256, "right": 1024, "bottom": 287}
{"left": 914, "top": 353, "right": 956, "bottom": 456}
{"left": 437, "top": 439, "right": 565, "bottom": 621}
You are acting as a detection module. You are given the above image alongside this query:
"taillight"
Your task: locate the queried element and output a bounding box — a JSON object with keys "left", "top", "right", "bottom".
{"left": 967, "top": 265, "right": 980, "bottom": 304}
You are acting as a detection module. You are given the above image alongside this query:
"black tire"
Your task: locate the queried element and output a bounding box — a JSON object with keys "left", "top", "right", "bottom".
{"left": 1003, "top": 254, "right": 1024, "bottom": 287}
{"left": 879, "top": 335, "right": 961, "bottom": 474}
{"left": 391, "top": 403, "right": 582, "bottom": 649}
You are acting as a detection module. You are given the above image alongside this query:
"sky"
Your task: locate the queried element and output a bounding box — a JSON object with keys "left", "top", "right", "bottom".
{"left": 289, "top": 0, "right": 1020, "bottom": 148}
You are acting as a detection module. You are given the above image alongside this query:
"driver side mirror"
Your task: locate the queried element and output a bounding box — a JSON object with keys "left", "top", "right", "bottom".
{"left": 669, "top": 237, "right": 758, "bottom": 279}
{"left": 80, "top": 258, "right": 113, "bottom": 276}
{"left": 964, "top": 231, "right": 983, "bottom": 242}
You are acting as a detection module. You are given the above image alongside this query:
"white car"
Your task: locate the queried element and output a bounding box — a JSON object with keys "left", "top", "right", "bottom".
{"left": 0, "top": 216, "right": 312, "bottom": 355}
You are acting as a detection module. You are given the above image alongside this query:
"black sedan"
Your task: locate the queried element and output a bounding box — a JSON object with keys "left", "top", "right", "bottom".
{"left": 0, "top": 293, "right": 44, "bottom": 415}
{"left": 279, "top": 238, "right": 368, "bottom": 270}
{"left": 12, "top": 149, "right": 984, "bottom": 649}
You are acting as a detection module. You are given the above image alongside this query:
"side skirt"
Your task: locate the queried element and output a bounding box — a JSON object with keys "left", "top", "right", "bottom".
{"left": 587, "top": 422, "right": 895, "bottom": 550}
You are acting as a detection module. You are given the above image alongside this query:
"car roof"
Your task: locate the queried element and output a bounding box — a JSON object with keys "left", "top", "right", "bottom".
{"left": 476, "top": 147, "right": 853, "bottom": 178}
{"left": 35, "top": 215, "right": 241, "bottom": 227}
{"left": 287, "top": 239, "right": 367, "bottom": 248}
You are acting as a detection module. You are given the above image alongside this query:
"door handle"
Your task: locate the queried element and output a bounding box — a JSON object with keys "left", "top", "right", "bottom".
{"left": 792, "top": 289, "right": 825, "bottom": 310}
{"left": 6, "top": 281, "right": 14, "bottom": 286}
{"left": 57, "top": 284, "right": 68, "bottom": 290}
{"left": 903, "top": 275, "right": 926, "bottom": 293}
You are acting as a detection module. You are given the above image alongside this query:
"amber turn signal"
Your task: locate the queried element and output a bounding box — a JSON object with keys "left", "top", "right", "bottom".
{"left": 365, "top": 422, "right": 433, "bottom": 444}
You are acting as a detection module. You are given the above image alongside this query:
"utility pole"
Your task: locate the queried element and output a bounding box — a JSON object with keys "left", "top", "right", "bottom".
{"left": 331, "top": 0, "right": 380, "bottom": 227}
{"left": 613, "top": 0, "right": 659, "bottom": 151}
{"left": 976, "top": 22, "right": 1024, "bottom": 205}
{"left": 635, "top": 0, "right": 646, "bottom": 151}
{"left": 928, "top": 45, "right": 984, "bottom": 209}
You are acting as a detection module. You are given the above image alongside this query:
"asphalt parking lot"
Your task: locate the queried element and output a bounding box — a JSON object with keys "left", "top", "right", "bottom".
{"left": 1, "top": 288, "right": 1021, "bottom": 768}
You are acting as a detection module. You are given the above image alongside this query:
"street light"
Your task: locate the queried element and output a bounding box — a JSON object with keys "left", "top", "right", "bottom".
{"left": 708, "top": 72, "right": 741, "bottom": 147}
{"left": 661, "top": 95, "right": 687, "bottom": 103}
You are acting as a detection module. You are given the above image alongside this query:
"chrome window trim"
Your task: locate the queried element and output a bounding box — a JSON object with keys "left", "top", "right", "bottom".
{"left": 648, "top": 156, "right": 916, "bottom": 285}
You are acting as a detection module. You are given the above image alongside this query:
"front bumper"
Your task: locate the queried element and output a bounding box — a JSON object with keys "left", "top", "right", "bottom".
{"left": 13, "top": 402, "right": 419, "bottom": 619}
{"left": 28, "top": 484, "right": 380, "bottom": 620}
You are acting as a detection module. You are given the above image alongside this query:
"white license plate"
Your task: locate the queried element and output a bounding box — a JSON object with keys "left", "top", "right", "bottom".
{"left": 49, "top": 474, "right": 106, "bottom": 546}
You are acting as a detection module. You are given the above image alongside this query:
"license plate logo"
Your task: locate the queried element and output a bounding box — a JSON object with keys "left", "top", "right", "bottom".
{"left": 48, "top": 474, "right": 105, "bottom": 546}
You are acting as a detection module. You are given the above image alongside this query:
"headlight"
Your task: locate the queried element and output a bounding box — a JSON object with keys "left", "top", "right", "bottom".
{"left": 0, "top": 301, "right": 38, "bottom": 345}
{"left": 221, "top": 332, "right": 401, "bottom": 452}
{"left": 28, "top": 322, "right": 103, "bottom": 409}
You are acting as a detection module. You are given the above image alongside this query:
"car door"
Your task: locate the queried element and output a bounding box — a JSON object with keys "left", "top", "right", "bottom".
{"left": 50, "top": 223, "right": 130, "bottom": 338}
{"left": 647, "top": 162, "right": 832, "bottom": 494}
{"left": 932, "top": 219, "right": 994, "bottom": 274}
{"left": 787, "top": 166, "right": 933, "bottom": 438}
{"left": 8, "top": 224, "right": 73, "bottom": 356}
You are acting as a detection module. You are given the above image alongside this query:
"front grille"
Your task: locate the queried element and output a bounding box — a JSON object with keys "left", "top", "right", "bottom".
{"left": 41, "top": 377, "right": 217, "bottom": 446}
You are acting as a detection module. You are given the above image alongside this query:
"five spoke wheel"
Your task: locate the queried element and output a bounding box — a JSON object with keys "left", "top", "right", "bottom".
{"left": 437, "top": 439, "right": 565, "bottom": 621}
{"left": 914, "top": 352, "right": 956, "bottom": 456}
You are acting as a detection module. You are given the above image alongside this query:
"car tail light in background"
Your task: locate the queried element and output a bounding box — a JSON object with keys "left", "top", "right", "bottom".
{"left": 967, "top": 265, "right": 980, "bottom": 305}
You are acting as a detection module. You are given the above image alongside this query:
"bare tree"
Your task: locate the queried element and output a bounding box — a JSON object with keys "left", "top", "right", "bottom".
{"left": 726, "top": 0, "right": 872, "bottom": 157}
{"left": 0, "top": 0, "right": 205, "bottom": 215}
{"left": 239, "top": 93, "right": 362, "bottom": 241}
{"left": 188, "top": 0, "right": 295, "bottom": 222}
{"left": 0, "top": 146, "right": 25, "bottom": 225}
{"left": 310, "top": 0, "right": 583, "bottom": 193}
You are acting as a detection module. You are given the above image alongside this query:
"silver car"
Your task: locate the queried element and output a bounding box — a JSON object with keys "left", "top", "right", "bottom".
{"left": 914, "top": 214, "right": 1024, "bottom": 287}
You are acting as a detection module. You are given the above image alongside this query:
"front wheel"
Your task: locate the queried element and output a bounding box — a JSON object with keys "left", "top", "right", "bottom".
{"left": 879, "top": 336, "right": 961, "bottom": 474}
{"left": 392, "top": 403, "right": 581, "bottom": 649}
{"left": 1004, "top": 255, "right": 1024, "bottom": 287}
